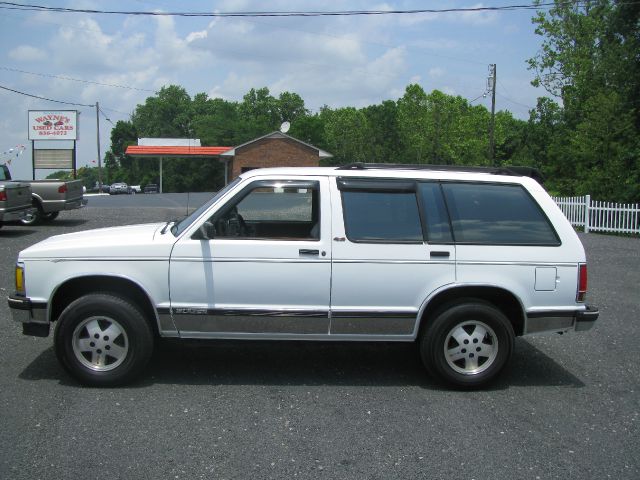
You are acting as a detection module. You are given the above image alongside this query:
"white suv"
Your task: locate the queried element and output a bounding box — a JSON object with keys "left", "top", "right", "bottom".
{"left": 8, "top": 164, "right": 599, "bottom": 387}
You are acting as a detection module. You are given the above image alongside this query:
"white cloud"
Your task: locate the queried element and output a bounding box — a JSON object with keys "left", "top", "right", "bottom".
{"left": 429, "top": 67, "right": 446, "bottom": 78}
{"left": 8, "top": 45, "right": 46, "bottom": 62}
{"left": 457, "top": 3, "right": 499, "bottom": 25}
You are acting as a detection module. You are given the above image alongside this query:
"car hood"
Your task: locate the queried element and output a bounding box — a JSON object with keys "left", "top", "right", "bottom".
{"left": 19, "top": 223, "right": 177, "bottom": 260}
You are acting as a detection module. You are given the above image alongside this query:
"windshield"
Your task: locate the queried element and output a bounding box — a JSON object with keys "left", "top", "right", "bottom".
{"left": 171, "top": 177, "right": 242, "bottom": 236}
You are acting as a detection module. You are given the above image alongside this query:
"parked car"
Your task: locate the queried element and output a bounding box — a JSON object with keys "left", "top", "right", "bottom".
{"left": 8, "top": 164, "right": 599, "bottom": 387}
{"left": 109, "top": 182, "right": 129, "bottom": 195}
{"left": 0, "top": 179, "right": 32, "bottom": 228}
{"left": 2, "top": 164, "right": 86, "bottom": 225}
{"left": 129, "top": 185, "right": 142, "bottom": 194}
{"left": 144, "top": 183, "right": 158, "bottom": 193}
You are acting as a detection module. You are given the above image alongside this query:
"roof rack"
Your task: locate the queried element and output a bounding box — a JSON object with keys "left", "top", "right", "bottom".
{"left": 336, "top": 163, "right": 544, "bottom": 183}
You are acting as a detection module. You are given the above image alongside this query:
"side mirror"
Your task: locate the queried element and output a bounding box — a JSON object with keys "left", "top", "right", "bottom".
{"left": 194, "top": 221, "right": 216, "bottom": 240}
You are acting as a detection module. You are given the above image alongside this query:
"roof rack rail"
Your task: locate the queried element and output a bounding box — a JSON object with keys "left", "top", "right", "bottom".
{"left": 336, "top": 163, "right": 544, "bottom": 183}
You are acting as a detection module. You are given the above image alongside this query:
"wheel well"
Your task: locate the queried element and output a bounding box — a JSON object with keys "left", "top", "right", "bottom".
{"left": 50, "top": 276, "right": 159, "bottom": 336}
{"left": 418, "top": 286, "right": 525, "bottom": 337}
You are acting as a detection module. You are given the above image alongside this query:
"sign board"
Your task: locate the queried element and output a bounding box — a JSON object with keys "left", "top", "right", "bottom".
{"left": 33, "top": 149, "right": 73, "bottom": 169}
{"left": 28, "top": 110, "right": 78, "bottom": 140}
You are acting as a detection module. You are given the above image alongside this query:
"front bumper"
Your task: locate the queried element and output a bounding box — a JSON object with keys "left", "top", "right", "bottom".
{"left": 8, "top": 296, "right": 50, "bottom": 337}
{"left": 8, "top": 295, "right": 48, "bottom": 324}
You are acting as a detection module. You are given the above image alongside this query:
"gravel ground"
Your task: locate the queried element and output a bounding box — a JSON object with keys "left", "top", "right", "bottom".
{"left": 0, "top": 206, "right": 638, "bottom": 480}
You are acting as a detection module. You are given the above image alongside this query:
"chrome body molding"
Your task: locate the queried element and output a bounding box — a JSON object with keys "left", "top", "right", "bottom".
{"left": 330, "top": 311, "right": 416, "bottom": 335}
{"left": 177, "top": 332, "right": 416, "bottom": 342}
{"left": 159, "top": 308, "right": 419, "bottom": 337}
{"left": 168, "top": 309, "right": 329, "bottom": 335}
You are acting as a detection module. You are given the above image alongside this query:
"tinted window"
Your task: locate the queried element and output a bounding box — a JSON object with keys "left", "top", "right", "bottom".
{"left": 212, "top": 181, "right": 319, "bottom": 240}
{"left": 418, "top": 182, "right": 453, "bottom": 243}
{"left": 342, "top": 191, "right": 423, "bottom": 243}
{"left": 442, "top": 183, "right": 559, "bottom": 245}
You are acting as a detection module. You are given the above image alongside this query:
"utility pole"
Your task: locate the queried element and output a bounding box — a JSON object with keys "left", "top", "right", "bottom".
{"left": 487, "top": 64, "right": 497, "bottom": 166}
{"left": 95, "top": 101, "right": 103, "bottom": 191}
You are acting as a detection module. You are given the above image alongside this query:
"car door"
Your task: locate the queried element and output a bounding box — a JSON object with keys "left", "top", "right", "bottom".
{"left": 169, "top": 176, "right": 331, "bottom": 338}
{"left": 329, "top": 177, "right": 456, "bottom": 338}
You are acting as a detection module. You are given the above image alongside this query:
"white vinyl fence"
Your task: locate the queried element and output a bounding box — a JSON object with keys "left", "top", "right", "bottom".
{"left": 553, "top": 195, "right": 640, "bottom": 234}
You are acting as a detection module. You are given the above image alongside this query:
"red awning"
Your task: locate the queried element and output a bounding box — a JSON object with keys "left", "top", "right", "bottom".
{"left": 125, "top": 145, "right": 232, "bottom": 157}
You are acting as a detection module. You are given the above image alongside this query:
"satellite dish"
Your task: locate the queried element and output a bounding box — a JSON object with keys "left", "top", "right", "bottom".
{"left": 280, "top": 121, "right": 290, "bottom": 134}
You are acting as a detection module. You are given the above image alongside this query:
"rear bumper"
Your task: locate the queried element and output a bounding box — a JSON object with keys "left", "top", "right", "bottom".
{"left": 525, "top": 305, "right": 599, "bottom": 334}
{"left": 575, "top": 305, "right": 599, "bottom": 332}
{"left": 0, "top": 208, "right": 28, "bottom": 222}
{"left": 41, "top": 197, "right": 87, "bottom": 213}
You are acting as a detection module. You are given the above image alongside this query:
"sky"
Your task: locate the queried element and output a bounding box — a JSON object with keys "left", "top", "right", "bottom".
{"left": 0, "top": 0, "right": 550, "bottom": 181}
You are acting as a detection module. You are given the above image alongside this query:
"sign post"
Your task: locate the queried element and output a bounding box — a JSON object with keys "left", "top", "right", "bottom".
{"left": 28, "top": 110, "right": 79, "bottom": 179}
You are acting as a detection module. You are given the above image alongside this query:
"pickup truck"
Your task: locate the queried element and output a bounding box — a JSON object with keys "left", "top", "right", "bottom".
{"left": 8, "top": 164, "right": 599, "bottom": 388}
{"left": 0, "top": 179, "right": 32, "bottom": 227}
{"left": 1, "top": 165, "right": 86, "bottom": 225}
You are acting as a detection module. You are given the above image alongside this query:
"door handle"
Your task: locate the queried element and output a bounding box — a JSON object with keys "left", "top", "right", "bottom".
{"left": 299, "top": 249, "right": 320, "bottom": 256}
{"left": 430, "top": 251, "right": 450, "bottom": 258}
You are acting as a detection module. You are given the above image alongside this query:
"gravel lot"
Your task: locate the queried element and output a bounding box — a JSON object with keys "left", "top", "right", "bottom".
{"left": 1, "top": 205, "right": 638, "bottom": 480}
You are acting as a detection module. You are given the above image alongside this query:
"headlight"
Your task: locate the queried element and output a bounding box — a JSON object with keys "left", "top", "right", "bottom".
{"left": 15, "top": 263, "right": 25, "bottom": 295}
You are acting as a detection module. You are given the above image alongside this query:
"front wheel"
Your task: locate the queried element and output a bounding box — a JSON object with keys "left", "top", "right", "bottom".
{"left": 54, "top": 293, "right": 154, "bottom": 386}
{"left": 419, "top": 302, "right": 514, "bottom": 388}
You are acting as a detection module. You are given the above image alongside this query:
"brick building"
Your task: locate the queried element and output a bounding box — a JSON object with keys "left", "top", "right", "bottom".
{"left": 220, "top": 131, "right": 332, "bottom": 183}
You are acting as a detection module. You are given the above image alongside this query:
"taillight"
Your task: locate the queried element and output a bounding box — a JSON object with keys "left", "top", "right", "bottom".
{"left": 0, "top": 191, "right": 6, "bottom": 201}
{"left": 58, "top": 184, "right": 67, "bottom": 194}
{"left": 577, "top": 263, "right": 588, "bottom": 302}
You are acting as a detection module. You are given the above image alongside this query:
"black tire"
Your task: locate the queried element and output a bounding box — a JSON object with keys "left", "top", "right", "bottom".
{"left": 20, "top": 200, "right": 42, "bottom": 226}
{"left": 41, "top": 211, "right": 59, "bottom": 222}
{"left": 54, "top": 293, "right": 154, "bottom": 386}
{"left": 419, "top": 302, "right": 514, "bottom": 388}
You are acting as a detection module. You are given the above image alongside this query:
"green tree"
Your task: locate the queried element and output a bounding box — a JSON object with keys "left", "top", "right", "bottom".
{"left": 528, "top": 0, "right": 640, "bottom": 201}
{"left": 323, "top": 107, "right": 371, "bottom": 165}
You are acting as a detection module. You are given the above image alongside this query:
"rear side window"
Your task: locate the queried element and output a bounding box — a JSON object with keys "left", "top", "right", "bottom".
{"left": 441, "top": 183, "right": 560, "bottom": 245}
{"left": 418, "top": 182, "right": 453, "bottom": 243}
{"left": 341, "top": 189, "right": 423, "bottom": 243}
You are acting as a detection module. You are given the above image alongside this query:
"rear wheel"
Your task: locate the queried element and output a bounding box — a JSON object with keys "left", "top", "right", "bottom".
{"left": 20, "top": 200, "right": 42, "bottom": 226}
{"left": 420, "top": 302, "right": 514, "bottom": 388}
{"left": 54, "top": 293, "right": 154, "bottom": 386}
{"left": 41, "top": 211, "right": 59, "bottom": 222}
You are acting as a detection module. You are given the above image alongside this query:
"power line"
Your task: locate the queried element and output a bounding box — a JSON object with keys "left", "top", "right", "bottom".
{"left": 1, "top": 67, "right": 154, "bottom": 92}
{"left": 100, "top": 105, "right": 132, "bottom": 116}
{"left": 0, "top": 2, "right": 595, "bottom": 18}
{"left": 496, "top": 92, "right": 534, "bottom": 111}
{"left": 98, "top": 107, "right": 115, "bottom": 126}
{"left": 0, "top": 84, "right": 94, "bottom": 107}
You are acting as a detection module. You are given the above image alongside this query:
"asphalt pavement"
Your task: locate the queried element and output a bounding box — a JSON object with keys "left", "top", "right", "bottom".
{"left": 0, "top": 201, "right": 638, "bottom": 480}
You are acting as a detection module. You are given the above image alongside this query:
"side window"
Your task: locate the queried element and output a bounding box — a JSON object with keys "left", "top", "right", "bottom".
{"left": 418, "top": 182, "right": 453, "bottom": 243}
{"left": 339, "top": 179, "right": 423, "bottom": 243}
{"left": 441, "top": 183, "right": 560, "bottom": 245}
{"left": 211, "top": 180, "right": 320, "bottom": 240}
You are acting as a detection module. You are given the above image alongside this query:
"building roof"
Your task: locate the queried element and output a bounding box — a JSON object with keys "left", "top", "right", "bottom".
{"left": 125, "top": 145, "right": 232, "bottom": 157}
{"left": 220, "top": 131, "right": 333, "bottom": 158}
